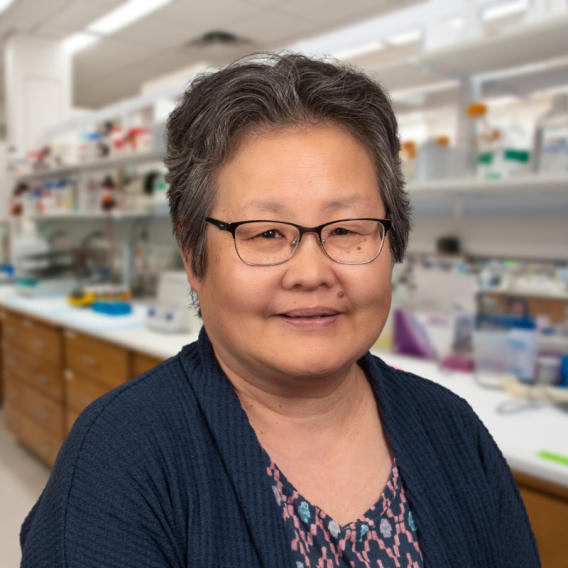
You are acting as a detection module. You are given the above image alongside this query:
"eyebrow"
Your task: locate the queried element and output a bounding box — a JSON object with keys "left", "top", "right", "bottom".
{"left": 236, "top": 195, "right": 370, "bottom": 218}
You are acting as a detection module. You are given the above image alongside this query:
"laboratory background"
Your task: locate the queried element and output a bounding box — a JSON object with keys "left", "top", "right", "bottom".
{"left": 0, "top": 0, "right": 567, "bottom": 565}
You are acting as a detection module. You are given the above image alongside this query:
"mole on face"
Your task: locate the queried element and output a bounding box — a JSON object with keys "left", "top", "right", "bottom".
{"left": 338, "top": 291, "right": 345, "bottom": 298}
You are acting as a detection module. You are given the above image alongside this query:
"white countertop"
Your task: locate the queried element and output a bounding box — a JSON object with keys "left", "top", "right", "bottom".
{"left": 1, "top": 286, "right": 567, "bottom": 489}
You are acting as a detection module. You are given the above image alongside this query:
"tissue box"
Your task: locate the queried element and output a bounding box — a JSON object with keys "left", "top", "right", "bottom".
{"left": 393, "top": 309, "right": 474, "bottom": 361}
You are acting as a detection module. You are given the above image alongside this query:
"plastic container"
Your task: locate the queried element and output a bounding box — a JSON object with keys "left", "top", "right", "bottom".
{"left": 415, "top": 137, "right": 465, "bottom": 181}
{"left": 473, "top": 329, "right": 509, "bottom": 373}
{"left": 560, "top": 356, "right": 568, "bottom": 388}
{"left": 507, "top": 318, "right": 538, "bottom": 382}
{"left": 535, "top": 355, "right": 561, "bottom": 385}
{"left": 400, "top": 141, "right": 417, "bottom": 182}
{"left": 534, "top": 93, "right": 568, "bottom": 173}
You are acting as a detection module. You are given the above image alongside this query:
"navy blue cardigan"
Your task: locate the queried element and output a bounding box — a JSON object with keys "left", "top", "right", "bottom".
{"left": 21, "top": 328, "right": 540, "bottom": 567}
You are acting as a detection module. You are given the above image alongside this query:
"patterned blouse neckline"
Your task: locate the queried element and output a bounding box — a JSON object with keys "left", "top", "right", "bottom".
{"left": 264, "top": 450, "right": 424, "bottom": 568}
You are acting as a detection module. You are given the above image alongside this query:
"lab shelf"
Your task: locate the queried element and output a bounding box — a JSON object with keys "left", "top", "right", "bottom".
{"left": 407, "top": 173, "right": 568, "bottom": 198}
{"left": 12, "top": 151, "right": 165, "bottom": 183}
{"left": 24, "top": 209, "right": 169, "bottom": 221}
{"left": 367, "top": 14, "right": 568, "bottom": 93}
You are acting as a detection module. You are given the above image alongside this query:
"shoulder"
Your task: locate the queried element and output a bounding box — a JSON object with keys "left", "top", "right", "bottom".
{"left": 364, "top": 352, "right": 485, "bottom": 443}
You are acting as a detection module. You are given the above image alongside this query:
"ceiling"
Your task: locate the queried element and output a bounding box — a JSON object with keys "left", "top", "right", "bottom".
{"left": 0, "top": 0, "right": 420, "bottom": 109}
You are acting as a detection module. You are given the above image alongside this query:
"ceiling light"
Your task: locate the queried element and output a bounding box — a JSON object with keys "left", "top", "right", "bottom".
{"left": 87, "top": 0, "right": 174, "bottom": 35}
{"left": 448, "top": 17, "right": 464, "bottom": 29}
{"left": 385, "top": 28, "right": 422, "bottom": 46}
{"left": 0, "top": 0, "right": 14, "bottom": 13}
{"left": 333, "top": 40, "right": 385, "bottom": 61}
{"left": 483, "top": 0, "right": 529, "bottom": 21}
{"left": 63, "top": 33, "right": 100, "bottom": 54}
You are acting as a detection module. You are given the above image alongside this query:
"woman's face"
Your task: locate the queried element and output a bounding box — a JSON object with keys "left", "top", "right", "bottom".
{"left": 186, "top": 124, "right": 392, "bottom": 391}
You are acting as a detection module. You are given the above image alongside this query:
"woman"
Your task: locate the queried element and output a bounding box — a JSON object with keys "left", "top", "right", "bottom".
{"left": 20, "top": 53, "right": 539, "bottom": 568}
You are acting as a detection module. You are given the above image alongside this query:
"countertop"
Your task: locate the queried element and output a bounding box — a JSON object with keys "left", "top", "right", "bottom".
{"left": 1, "top": 287, "right": 567, "bottom": 489}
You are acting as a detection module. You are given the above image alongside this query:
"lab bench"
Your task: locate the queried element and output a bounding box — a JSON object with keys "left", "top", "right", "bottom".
{"left": 0, "top": 291, "right": 566, "bottom": 566}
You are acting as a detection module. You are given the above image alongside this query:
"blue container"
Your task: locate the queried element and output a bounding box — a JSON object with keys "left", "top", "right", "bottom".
{"left": 560, "top": 356, "right": 568, "bottom": 388}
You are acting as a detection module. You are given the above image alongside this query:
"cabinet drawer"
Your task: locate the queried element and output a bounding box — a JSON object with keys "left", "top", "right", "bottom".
{"left": 65, "top": 369, "right": 112, "bottom": 413}
{"left": 4, "top": 401, "right": 61, "bottom": 467}
{"left": 132, "top": 352, "right": 163, "bottom": 378}
{"left": 20, "top": 316, "right": 62, "bottom": 365}
{"left": 66, "top": 407, "right": 82, "bottom": 436}
{"left": 3, "top": 343, "right": 63, "bottom": 401}
{"left": 2, "top": 312, "right": 24, "bottom": 348}
{"left": 4, "top": 373, "right": 64, "bottom": 438}
{"left": 64, "top": 330, "right": 130, "bottom": 388}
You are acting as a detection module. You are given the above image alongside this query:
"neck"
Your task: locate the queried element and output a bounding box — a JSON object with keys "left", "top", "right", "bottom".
{"left": 213, "top": 345, "right": 371, "bottom": 456}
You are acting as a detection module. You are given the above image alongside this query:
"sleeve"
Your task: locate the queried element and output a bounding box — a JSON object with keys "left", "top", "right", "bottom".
{"left": 20, "top": 396, "right": 186, "bottom": 568}
{"left": 474, "top": 412, "right": 542, "bottom": 568}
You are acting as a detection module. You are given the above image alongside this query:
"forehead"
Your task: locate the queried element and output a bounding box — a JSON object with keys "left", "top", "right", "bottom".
{"left": 214, "top": 124, "right": 385, "bottom": 221}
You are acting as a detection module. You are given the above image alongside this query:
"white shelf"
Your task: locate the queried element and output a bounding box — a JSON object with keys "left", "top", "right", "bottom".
{"left": 22, "top": 209, "right": 169, "bottom": 222}
{"left": 13, "top": 151, "right": 165, "bottom": 183}
{"left": 368, "top": 15, "right": 568, "bottom": 93}
{"left": 407, "top": 173, "right": 568, "bottom": 197}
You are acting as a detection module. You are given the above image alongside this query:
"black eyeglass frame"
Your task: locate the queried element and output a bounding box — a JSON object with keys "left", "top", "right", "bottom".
{"left": 205, "top": 217, "right": 392, "bottom": 266}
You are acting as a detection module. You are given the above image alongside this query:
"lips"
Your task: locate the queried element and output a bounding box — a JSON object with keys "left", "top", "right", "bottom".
{"left": 279, "top": 307, "right": 339, "bottom": 319}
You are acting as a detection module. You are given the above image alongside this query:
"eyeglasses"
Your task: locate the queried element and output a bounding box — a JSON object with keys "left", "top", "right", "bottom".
{"left": 205, "top": 217, "right": 391, "bottom": 267}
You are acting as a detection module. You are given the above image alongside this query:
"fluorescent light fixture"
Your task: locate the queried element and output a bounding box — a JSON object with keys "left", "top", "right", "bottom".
{"left": 87, "top": 0, "right": 173, "bottom": 35}
{"left": 333, "top": 40, "right": 385, "bottom": 61}
{"left": 385, "top": 28, "right": 422, "bottom": 46}
{"left": 64, "top": 32, "right": 100, "bottom": 54}
{"left": 483, "top": 0, "right": 529, "bottom": 22}
{"left": 0, "top": 0, "right": 15, "bottom": 14}
{"left": 448, "top": 17, "right": 464, "bottom": 29}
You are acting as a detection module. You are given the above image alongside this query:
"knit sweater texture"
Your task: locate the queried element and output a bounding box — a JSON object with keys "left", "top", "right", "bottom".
{"left": 20, "top": 328, "right": 541, "bottom": 567}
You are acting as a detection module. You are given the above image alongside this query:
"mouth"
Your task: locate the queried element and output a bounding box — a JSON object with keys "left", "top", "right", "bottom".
{"left": 279, "top": 308, "right": 339, "bottom": 319}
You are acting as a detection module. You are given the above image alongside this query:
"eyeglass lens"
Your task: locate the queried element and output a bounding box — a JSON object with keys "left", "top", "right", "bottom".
{"left": 234, "top": 220, "right": 386, "bottom": 266}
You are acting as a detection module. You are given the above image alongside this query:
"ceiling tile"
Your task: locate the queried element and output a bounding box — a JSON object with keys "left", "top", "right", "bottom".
{"left": 155, "top": 0, "right": 261, "bottom": 33}
{"left": 225, "top": 8, "right": 319, "bottom": 46}
{"left": 73, "top": 38, "right": 162, "bottom": 86}
{"left": 114, "top": 16, "right": 201, "bottom": 48}
{"left": 36, "top": 0, "right": 124, "bottom": 34}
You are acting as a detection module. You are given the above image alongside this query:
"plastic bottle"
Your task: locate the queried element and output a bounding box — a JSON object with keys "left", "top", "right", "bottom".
{"left": 489, "top": 124, "right": 531, "bottom": 179}
{"left": 400, "top": 141, "right": 417, "bottom": 182}
{"left": 466, "top": 103, "right": 493, "bottom": 178}
{"left": 534, "top": 93, "right": 568, "bottom": 173}
{"left": 507, "top": 318, "right": 538, "bottom": 382}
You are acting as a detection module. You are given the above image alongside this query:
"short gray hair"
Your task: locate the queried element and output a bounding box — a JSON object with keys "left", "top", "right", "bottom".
{"left": 165, "top": 52, "right": 411, "bottom": 282}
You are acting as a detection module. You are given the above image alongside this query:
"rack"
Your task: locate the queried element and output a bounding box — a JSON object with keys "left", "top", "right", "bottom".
{"left": 13, "top": 151, "right": 165, "bottom": 184}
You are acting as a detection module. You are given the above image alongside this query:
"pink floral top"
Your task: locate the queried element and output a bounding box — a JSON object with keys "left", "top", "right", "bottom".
{"left": 265, "top": 454, "right": 424, "bottom": 568}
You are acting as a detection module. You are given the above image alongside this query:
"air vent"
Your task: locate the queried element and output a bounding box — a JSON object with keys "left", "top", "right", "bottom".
{"left": 186, "top": 31, "right": 252, "bottom": 49}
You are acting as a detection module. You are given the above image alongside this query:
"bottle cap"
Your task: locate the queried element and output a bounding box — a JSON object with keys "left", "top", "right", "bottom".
{"left": 467, "top": 103, "right": 487, "bottom": 117}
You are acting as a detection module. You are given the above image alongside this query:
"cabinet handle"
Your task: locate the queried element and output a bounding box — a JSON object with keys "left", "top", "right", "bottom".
{"left": 35, "top": 373, "right": 48, "bottom": 384}
{"left": 36, "top": 408, "right": 51, "bottom": 421}
{"left": 82, "top": 397, "right": 94, "bottom": 406}
{"left": 64, "top": 369, "right": 74, "bottom": 380}
{"left": 36, "top": 442, "right": 50, "bottom": 456}
{"left": 6, "top": 419, "right": 20, "bottom": 432}
{"left": 65, "top": 330, "right": 76, "bottom": 339}
{"left": 6, "top": 327, "right": 15, "bottom": 335}
{"left": 7, "top": 388, "right": 20, "bottom": 400}
{"left": 23, "top": 320, "right": 33, "bottom": 328}
{"left": 81, "top": 354, "right": 98, "bottom": 367}
{"left": 33, "top": 339, "right": 46, "bottom": 350}
{"left": 6, "top": 357, "right": 17, "bottom": 366}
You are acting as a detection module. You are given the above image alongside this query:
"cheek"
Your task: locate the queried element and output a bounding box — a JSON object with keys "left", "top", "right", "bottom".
{"left": 201, "top": 243, "right": 281, "bottom": 318}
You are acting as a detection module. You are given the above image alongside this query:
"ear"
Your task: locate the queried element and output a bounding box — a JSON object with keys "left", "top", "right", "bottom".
{"left": 181, "top": 251, "right": 202, "bottom": 295}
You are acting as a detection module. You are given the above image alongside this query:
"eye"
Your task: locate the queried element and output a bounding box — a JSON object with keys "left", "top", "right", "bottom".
{"left": 259, "top": 229, "right": 284, "bottom": 239}
{"left": 329, "top": 227, "right": 354, "bottom": 237}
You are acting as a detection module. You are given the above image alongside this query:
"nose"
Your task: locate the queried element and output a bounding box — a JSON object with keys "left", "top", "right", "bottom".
{"left": 281, "top": 232, "right": 337, "bottom": 291}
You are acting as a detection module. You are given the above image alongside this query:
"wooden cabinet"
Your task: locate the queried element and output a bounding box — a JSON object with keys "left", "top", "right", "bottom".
{"left": 132, "top": 352, "right": 162, "bottom": 378}
{"left": 65, "top": 369, "right": 112, "bottom": 415}
{"left": 64, "top": 330, "right": 130, "bottom": 388}
{"left": 0, "top": 306, "right": 165, "bottom": 465}
{"left": 514, "top": 471, "right": 568, "bottom": 568}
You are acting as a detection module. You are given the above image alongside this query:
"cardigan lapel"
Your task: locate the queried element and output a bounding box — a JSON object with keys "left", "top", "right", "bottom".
{"left": 362, "top": 353, "right": 452, "bottom": 568}
{"left": 181, "top": 328, "right": 293, "bottom": 568}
